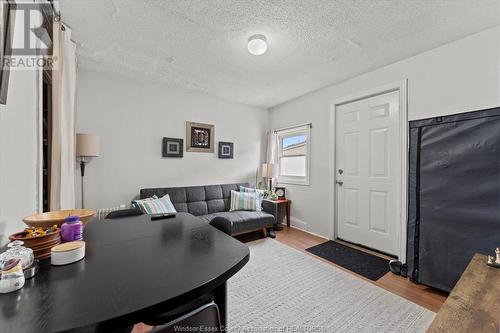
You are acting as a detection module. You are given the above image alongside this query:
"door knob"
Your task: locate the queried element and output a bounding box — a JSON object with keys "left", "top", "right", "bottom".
{"left": 336, "top": 180, "right": 343, "bottom": 186}
{"left": 338, "top": 169, "right": 343, "bottom": 175}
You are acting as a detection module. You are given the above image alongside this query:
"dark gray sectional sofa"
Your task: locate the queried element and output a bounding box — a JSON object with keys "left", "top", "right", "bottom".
{"left": 140, "top": 183, "right": 278, "bottom": 236}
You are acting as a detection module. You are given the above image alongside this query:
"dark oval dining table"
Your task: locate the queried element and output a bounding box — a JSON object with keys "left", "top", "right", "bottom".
{"left": 0, "top": 213, "right": 249, "bottom": 333}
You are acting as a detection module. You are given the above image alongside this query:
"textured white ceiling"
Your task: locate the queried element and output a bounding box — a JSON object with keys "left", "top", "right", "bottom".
{"left": 60, "top": 0, "right": 500, "bottom": 108}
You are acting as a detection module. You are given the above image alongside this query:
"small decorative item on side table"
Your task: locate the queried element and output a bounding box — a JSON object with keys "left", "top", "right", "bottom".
{"left": 486, "top": 247, "right": 500, "bottom": 268}
{"left": 275, "top": 187, "right": 286, "bottom": 200}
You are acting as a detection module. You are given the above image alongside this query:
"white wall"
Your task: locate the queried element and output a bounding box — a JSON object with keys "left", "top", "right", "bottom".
{"left": 0, "top": 18, "right": 41, "bottom": 244}
{"left": 269, "top": 26, "right": 500, "bottom": 238}
{"left": 76, "top": 69, "right": 268, "bottom": 209}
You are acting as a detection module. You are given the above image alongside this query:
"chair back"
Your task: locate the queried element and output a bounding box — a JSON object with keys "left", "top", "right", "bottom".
{"left": 152, "top": 302, "right": 221, "bottom": 333}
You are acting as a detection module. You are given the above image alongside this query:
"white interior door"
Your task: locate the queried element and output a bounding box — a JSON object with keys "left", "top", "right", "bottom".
{"left": 335, "top": 90, "right": 401, "bottom": 256}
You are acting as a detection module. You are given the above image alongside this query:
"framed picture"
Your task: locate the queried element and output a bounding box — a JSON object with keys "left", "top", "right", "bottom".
{"left": 186, "top": 121, "right": 215, "bottom": 153}
{"left": 218, "top": 141, "right": 234, "bottom": 159}
{"left": 162, "top": 137, "right": 183, "bottom": 158}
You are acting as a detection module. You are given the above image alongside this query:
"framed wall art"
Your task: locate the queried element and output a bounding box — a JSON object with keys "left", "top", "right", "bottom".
{"left": 186, "top": 121, "right": 215, "bottom": 153}
{"left": 218, "top": 141, "right": 234, "bottom": 159}
{"left": 162, "top": 137, "right": 183, "bottom": 158}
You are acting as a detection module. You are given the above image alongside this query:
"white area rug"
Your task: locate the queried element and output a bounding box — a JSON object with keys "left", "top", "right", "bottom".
{"left": 228, "top": 239, "right": 435, "bottom": 333}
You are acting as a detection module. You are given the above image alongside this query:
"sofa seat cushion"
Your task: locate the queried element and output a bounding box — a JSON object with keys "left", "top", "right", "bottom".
{"left": 198, "top": 211, "right": 274, "bottom": 234}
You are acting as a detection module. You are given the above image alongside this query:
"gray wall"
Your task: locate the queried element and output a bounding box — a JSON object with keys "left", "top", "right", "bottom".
{"left": 269, "top": 26, "right": 500, "bottom": 238}
{"left": 75, "top": 69, "right": 269, "bottom": 209}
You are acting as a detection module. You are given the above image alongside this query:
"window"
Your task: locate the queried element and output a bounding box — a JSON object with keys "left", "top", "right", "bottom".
{"left": 276, "top": 124, "right": 311, "bottom": 185}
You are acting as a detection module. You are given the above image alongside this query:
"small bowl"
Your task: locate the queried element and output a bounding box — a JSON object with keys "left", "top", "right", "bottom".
{"left": 23, "top": 209, "right": 96, "bottom": 228}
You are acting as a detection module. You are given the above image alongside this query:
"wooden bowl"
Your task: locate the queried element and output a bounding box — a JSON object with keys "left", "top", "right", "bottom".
{"left": 9, "top": 228, "right": 61, "bottom": 260}
{"left": 9, "top": 228, "right": 61, "bottom": 248}
{"left": 23, "top": 209, "right": 96, "bottom": 228}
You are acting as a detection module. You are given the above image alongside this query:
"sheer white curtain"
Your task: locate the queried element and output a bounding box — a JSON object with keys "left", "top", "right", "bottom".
{"left": 50, "top": 22, "right": 76, "bottom": 210}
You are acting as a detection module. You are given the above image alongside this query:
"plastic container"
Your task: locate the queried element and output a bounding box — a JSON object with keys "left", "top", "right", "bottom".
{"left": 61, "top": 215, "right": 83, "bottom": 243}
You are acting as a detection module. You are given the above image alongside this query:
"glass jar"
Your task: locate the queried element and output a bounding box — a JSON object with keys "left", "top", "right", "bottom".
{"left": 0, "top": 258, "right": 25, "bottom": 293}
{"left": 0, "top": 240, "right": 34, "bottom": 270}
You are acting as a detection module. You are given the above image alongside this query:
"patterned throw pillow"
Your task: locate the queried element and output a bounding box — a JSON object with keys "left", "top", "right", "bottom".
{"left": 239, "top": 186, "right": 264, "bottom": 211}
{"left": 230, "top": 190, "right": 258, "bottom": 211}
{"left": 132, "top": 194, "right": 177, "bottom": 214}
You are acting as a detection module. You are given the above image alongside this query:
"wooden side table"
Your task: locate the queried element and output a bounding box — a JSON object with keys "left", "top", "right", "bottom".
{"left": 266, "top": 199, "right": 291, "bottom": 228}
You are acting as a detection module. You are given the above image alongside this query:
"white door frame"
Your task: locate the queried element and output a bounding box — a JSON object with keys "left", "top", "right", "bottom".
{"left": 328, "top": 80, "right": 408, "bottom": 262}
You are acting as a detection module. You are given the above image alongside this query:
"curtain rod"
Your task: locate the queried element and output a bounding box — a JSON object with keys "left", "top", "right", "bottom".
{"left": 48, "top": 0, "right": 60, "bottom": 19}
{"left": 47, "top": 0, "right": 75, "bottom": 36}
{"left": 273, "top": 122, "right": 312, "bottom": 133}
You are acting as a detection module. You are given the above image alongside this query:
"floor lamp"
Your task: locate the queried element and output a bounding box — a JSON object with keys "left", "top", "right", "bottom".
{"left": 76, "top": 133, "right": 100, "bottom": 209}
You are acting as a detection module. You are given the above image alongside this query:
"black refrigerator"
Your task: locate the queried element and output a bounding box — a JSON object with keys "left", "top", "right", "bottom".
{"left": 407, "top": 106, "right": 500, "bottom": 292}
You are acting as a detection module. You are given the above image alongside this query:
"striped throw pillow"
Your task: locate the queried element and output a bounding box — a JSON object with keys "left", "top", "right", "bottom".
{"left": 239, "top": 186, "right": 264, "bottom": 211}
{"left": 230, "top": 190, "right": 257, "bottom": 211}
{"left": 132, "top": 194, "right": 177, "bottom": 214}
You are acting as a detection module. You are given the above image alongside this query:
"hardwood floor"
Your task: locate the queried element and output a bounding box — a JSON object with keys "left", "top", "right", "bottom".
{"left": 272, "top": 226, "right": 448, "bottom": 313}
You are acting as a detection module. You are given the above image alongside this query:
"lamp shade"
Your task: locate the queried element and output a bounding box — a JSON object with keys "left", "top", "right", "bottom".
{"left": 76, "top": 133, "right": 99, "bottom": 157}
{"left": 261, "top": 163, "right": 274, "bottom": 178}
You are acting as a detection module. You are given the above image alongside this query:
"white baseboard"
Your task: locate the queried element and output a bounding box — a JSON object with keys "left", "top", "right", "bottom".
{"left": 290, "top": 216, "right": 307, "bottom": 230}
{"left": 289, "top": 217, "right": 329, "bottom": 240}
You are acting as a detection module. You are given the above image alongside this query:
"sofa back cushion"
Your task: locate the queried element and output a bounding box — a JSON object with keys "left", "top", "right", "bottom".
{"left": 139, "top": 183, "right": 249, "bottom": 216}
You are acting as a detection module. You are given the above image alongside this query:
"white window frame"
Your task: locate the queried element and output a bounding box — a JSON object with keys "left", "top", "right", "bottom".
{"left": 276, "top": 124, "right": 311, "bottom": 186}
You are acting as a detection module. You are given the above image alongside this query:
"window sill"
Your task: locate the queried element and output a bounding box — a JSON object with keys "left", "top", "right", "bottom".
{"left": 277, "top": 178, "right": 310, "bottom": 186}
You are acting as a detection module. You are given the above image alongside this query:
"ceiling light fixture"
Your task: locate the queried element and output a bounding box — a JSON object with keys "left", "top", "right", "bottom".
{"left": 247, "top": 34, "right": 267, "bottom": 56}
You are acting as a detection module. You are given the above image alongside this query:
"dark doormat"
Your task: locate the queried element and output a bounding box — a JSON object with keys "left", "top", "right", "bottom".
{"left": 306, "top": 240, "right": 390, "bottom": 281}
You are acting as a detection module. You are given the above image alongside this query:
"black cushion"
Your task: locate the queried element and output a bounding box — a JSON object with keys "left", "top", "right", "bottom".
{"left": 198, "top": 211, "right": 274, "bottom": 234}
{"left": 209, "top": 217, "right": 232, "bottom": 235}
{"left": 187, "top": 186, "right": 206, "bottom": 202}
{"left": 221, "top": 184, "right": 240, "bottom": 199}
{"left": 205, "top": 185, "right": 223, "bottom": 200}
{"left": 188, "top": 201, "right": 208, "bottom": 216}
{"left": 174, "top": 202, "right": 188, "bottom": 213}
{"left": 207, "top": 199, "right": 225, "bottom": 214}
{"left": 106, "top": 208, "right": 143, "bottom": 219}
